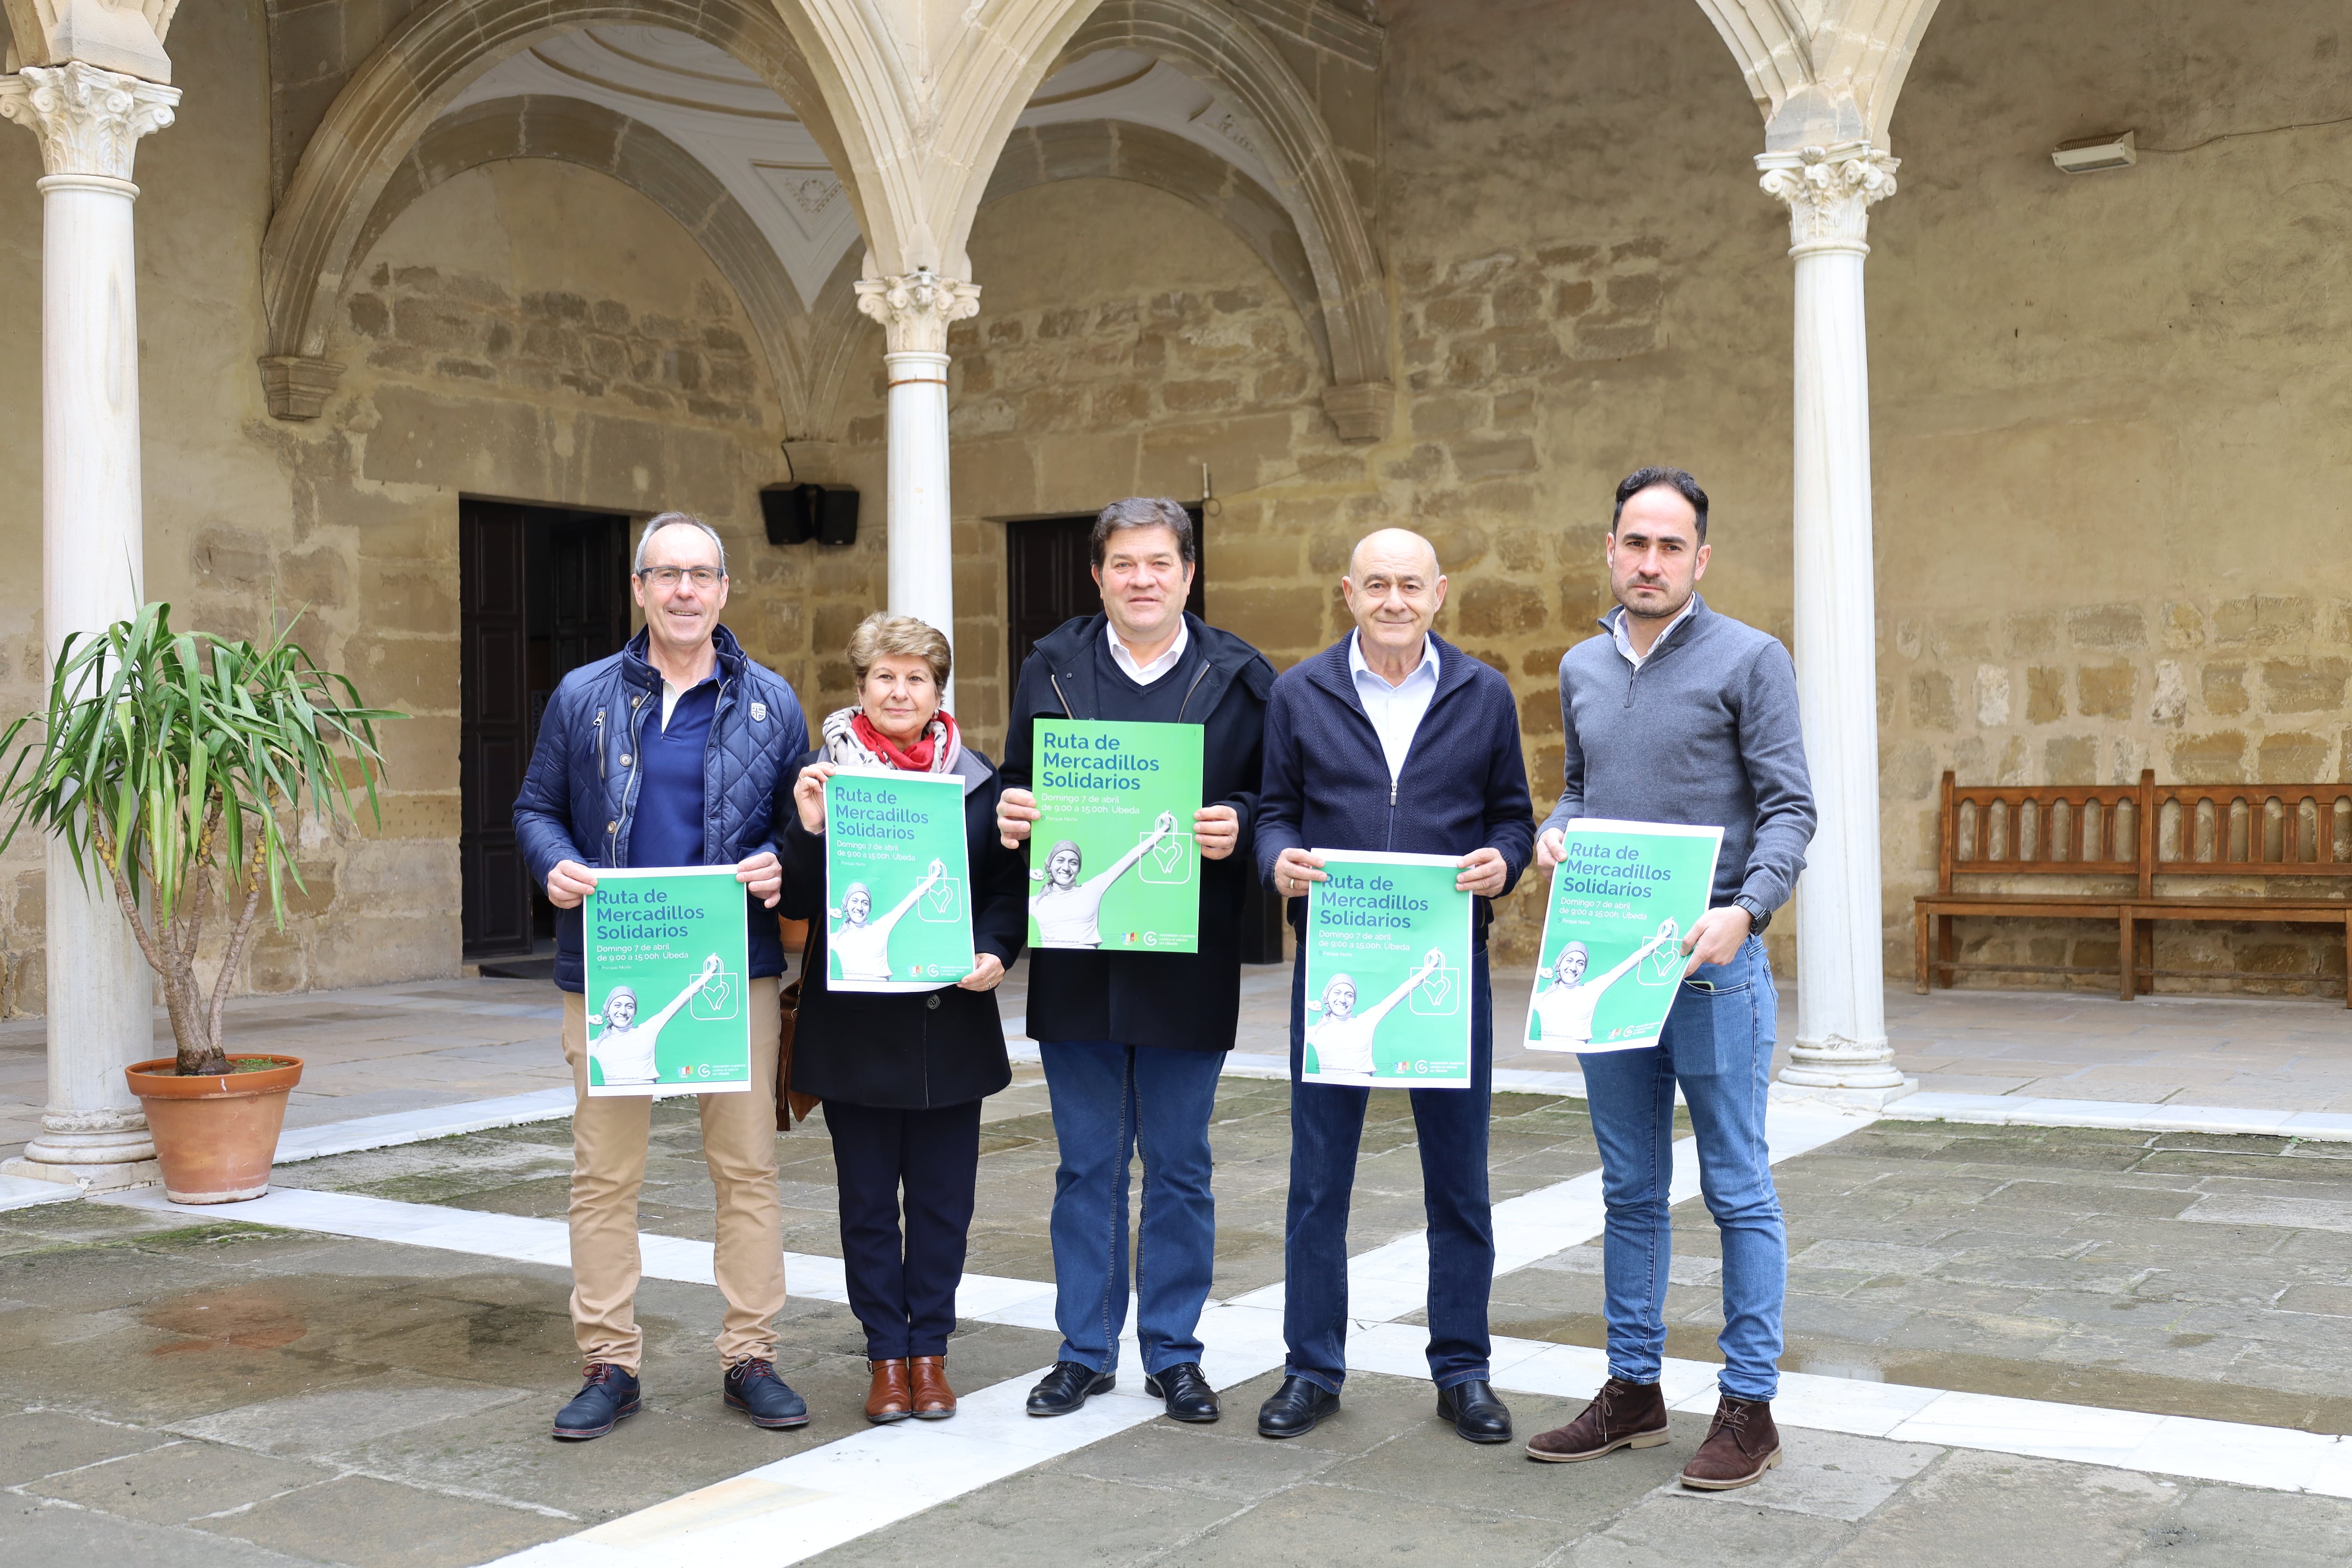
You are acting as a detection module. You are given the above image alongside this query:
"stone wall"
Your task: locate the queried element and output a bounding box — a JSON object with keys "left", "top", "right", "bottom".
{"left": 921, "top": 0, "right": 2351, "bottom": 988}
{"left": 7, "top": 0, "right": 2349, "bottom": 1007}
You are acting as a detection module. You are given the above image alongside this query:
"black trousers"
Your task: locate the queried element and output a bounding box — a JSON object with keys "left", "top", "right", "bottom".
{"left": 822, "top": 1098, "right": 984, "bottom": 1360}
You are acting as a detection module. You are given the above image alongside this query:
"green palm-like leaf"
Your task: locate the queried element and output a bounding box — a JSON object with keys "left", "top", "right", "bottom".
{"left": 0, "top": 604, "right": 403, "bottom": 1074}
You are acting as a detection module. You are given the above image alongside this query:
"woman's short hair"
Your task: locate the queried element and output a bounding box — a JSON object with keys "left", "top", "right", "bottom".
{"left": 847, "top": 613, "right": 952, "bottom": 687}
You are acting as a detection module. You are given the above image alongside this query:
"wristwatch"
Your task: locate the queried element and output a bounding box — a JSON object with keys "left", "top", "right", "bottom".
{"left": 1731, "top": 894, "right": 1772, "bottom": 935}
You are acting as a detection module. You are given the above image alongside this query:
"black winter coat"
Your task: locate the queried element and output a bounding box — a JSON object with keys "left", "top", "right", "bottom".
{"left": 1000, "top": 613, "right": 1274, "bottom": 1052}
{"left": 779, "top": 743, "right": 1027, "bottom": 1109}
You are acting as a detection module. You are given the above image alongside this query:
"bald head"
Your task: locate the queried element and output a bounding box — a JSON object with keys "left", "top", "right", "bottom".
{"left": 1347, "top": 527, "right": 1440, "bottom": 582}
{"left": 1342, "top": 527, "right": 1448, "bottom": 679}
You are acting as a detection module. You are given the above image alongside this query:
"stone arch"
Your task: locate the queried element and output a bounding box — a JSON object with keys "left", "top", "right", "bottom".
{"left": 1692, "top": 0, "right": 1947, "bottom": 147}
{"left": 985, "top": 119, "right": 1328, "bottom": 374}
{"left": 1047, "top": 0, "right": 1391, "bottom": 436}
{"left": 348, "top": 95, "right": 813, "bottom": 432}
{"left": 257, "top": 0, "right": 850, "bottom": 417}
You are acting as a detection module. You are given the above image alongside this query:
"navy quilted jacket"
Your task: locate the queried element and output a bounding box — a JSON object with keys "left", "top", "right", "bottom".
{"left": 513, "top": 624, "right": 810, "bottom": 991}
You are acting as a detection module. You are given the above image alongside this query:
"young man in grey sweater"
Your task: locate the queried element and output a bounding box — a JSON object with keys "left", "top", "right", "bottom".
{"left": 1521, "top": 467, "right": 1816, "bottom": 1491}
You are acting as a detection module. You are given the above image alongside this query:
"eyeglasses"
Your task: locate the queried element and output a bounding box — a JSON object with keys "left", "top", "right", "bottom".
{"left": 638, "top": 566, "right": 724, "bottom": 589}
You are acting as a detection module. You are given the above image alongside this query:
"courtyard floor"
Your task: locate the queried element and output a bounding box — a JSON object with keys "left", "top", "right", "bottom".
{"left": 3, "top": 970, "right": 2351, "bottom": 1566}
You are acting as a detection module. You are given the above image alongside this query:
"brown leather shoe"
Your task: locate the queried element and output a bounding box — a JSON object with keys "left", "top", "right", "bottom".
{"left": 1524, "top": 1377, "right": 1669, "bottom": 1463}
{"left": 865, "top": 1359, "right": 912, "bottom": 1423}
{"left": 1680, "top": 1395, "right": 1781, "bottom": 1489}
{"left": 909, "top": 1355, "right": 956, "bottom": 1419}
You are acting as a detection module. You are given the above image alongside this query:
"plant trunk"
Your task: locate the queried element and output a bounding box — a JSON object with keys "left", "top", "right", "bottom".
{"left": 94, "top": 816, "right": 230, "bottom": 1076}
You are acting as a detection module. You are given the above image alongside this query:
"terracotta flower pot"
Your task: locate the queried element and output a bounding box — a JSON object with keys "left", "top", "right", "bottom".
{"left": 124, "top": 1054, "right": 304, "bottom": 1203}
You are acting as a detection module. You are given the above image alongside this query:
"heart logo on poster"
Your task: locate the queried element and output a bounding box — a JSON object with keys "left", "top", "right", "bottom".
{"left": 703, "top": 978, "right": 731, "bottom": 1010}
{"left": 1150, "top": 838, "right": 1186, "bottom": 876}
{"left": 1420, "top": 971, "right": 1451, "bottom": 1008}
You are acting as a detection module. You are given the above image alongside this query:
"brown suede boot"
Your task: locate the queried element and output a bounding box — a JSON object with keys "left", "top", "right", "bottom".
{"left": 1680, "top": 1395, "right": 1781, "bottom": 1489}
{"left": 908, "top": 1355, "right": 957, "bottom": 1420}
{"left": 865, "top": 1359, "right": 912, "bottom": 1423}
{"left": 1524, "top": 1377, "right": 1670, "bottom": 1463}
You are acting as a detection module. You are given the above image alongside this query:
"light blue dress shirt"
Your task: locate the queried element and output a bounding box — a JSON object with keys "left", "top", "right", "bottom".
{"left": 1347, "top": 630, "right": 1442, "bottom": 784}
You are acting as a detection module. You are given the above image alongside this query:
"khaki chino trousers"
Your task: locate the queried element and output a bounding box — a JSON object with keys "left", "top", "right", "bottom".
{"left": 561, "top": 978, "right": 787, "bottom": 1371}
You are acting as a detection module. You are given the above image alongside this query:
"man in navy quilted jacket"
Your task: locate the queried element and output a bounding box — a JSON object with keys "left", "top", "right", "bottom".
{"left": 513, "top": 511, "right": 811, "bottom": 1441}
{"left": 1253, "top": 528, "right": 1535, "bottom": 1445}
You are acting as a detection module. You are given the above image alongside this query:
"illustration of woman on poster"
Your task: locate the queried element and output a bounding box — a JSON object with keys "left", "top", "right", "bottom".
{"left": 1528, "top": 917, "right": 1682, "bottom": 1050}
{"left": 1027, "top": 810, "right": 1178, "bottom": 948}
{"left": 589, "top": 953, "right": 725, "bottom": 1085}
{"left": 830, "top": 858, "right": 947, "bottom": 981}
{"left": 1304, "top": 948, "right": 1446, "bottom": 1082}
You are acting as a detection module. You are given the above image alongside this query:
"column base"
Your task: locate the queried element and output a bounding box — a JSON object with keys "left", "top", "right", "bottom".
{"left": 1769, "top": 1078, "right": 1918, "bottom": 1111}
{"left": 2, "top": 1154, "right": 161, "bottom": 1192}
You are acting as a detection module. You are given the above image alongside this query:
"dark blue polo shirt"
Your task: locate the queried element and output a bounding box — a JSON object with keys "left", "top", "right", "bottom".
{"left": 628, "top": 677, "right": 718, "bottom": 868}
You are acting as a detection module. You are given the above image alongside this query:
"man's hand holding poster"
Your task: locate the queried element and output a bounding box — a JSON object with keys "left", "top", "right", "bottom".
{"left": 1300, "top": 849, "right": 1474, "bottom": 1088}
{"left": 1528, "top": 818, "right": 1723, "bottom": 1053}
{"left": 582, "top": 867, "right": 752, "bottom": 1095}
{"left": 1027, "top": 719, "right": 1205, "bottom": 953}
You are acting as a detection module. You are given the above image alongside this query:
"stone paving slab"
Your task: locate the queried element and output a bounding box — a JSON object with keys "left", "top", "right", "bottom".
{"left": 799, "top": 1369, "right": 2352, "bottom": 1568}
{"left": 11, "top": 1065, "right": 2352, "bottom": 1563}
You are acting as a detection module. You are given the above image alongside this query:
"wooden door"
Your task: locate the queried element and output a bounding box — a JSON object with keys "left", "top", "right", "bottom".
{"left": 459, "top": 503, "right": 533, "bottom": 959}
{"left": 460, "top": 503, "right": 631, "bottom": 959}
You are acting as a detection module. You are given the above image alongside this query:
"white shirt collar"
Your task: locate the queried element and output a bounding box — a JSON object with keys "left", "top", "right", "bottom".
{"left": 1347, "top": 630, "right": 1441, "bottom": 691}
{"left": 1107, "top": 617, "right": 1189, "bottom": 686}
{"left": 1608, "top": 597, "right": 1698, "bottom": 671}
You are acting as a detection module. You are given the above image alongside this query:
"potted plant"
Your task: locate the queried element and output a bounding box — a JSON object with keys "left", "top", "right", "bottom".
{"left": 0, "top": 603, "right": 396, "bottom": 1202}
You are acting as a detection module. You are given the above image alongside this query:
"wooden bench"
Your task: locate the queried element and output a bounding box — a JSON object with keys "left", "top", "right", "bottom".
{"left": 1915, "top": 771, "right": 2352, "bottom": 1004}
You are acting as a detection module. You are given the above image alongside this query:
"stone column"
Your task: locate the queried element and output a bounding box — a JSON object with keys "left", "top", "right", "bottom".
{"left": 0, "top": 62, "right": 180, "bottom": 1188}
{"left": 854, "top": 268, "right": 979, "bottom": 702}
{"left": 1756, "top": 141, "right": 1914, "bottom": 1106}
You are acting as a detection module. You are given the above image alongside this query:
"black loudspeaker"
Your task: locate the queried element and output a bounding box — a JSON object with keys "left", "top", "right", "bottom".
{"left": 759, "top": 484, "right": 858, "bottom": 546}
{"left": 816, "top": 486, "right": 858, "bottom": 546}
{"left": 760, "top": 484, "right": 817, "bottom": 545}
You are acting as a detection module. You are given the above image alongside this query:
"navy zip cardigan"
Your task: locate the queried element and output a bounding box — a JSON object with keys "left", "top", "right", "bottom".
{"left": 1255, "top": 632, "right": 1535, "bottom": 947}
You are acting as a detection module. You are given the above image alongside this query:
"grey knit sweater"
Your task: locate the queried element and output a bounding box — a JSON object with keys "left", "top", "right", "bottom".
{"left": 1539, "top": 594, "right": 1816, "bottom": 913}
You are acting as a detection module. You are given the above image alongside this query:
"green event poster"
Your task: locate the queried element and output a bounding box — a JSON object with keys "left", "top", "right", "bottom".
{"left": 823, "top": 767, "right": 975, "bottom": 993}
{"left": 581, "top": 866, "right": 753, "bottom": 1097}
{"left": 1526, "top": 818, "right": 1724, "bottom": 1054}
{"left": 1300, "top": 849, "right": 1475, "bottom": 1089}
{"left": 1027, "top": 719, "right": 1206, "bottom": 954}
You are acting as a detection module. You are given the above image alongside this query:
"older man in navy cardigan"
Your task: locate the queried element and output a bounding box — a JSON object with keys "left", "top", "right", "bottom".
{"left": 1253, "top": 528, "right": 1536, "bottom": 1444}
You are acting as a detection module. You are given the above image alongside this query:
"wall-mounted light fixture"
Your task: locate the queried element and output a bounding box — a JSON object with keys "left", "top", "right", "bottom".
{"left": 2052, "top": 131, "right": 2137, "bottom": 174}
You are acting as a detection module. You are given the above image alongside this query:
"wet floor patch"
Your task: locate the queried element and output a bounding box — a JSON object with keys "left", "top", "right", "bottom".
{"left": 1479, "top": 1118, "right": 2352, "bottom": 1437}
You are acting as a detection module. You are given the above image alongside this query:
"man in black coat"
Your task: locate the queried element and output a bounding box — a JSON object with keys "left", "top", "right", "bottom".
{"left": 997, "top": 497, "right": 1275, "bottom": 1425}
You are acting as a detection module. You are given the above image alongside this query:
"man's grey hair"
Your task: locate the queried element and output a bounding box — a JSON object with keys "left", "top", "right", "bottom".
{"left": 635, "top": 511, "right": 728, "bottom": 575}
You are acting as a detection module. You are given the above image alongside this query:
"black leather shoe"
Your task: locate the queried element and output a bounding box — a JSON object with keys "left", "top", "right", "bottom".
{"left": 1256, "top": 1375, "right": 1340, "bottom": 1438}
{"left": 723, "top": 1358, "right": 810, "bottom": 1430}
{"left": 1436, "top": 1379, "right": 1513, "bottom": 1443}
{"left": 1144, "top": 1362, "right": 1220, "bottom": 1423}
{"left": 1026, "top": 1360, "right": 1115, "bottom": 1416}
{"left": 553, "top": 1362, "right": 640, "bottom": 1441}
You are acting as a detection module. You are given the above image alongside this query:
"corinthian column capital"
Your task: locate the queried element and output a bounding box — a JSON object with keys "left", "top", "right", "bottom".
{"left": 854, "top": 268, "right": 981, "bottom": 355}
{"left": 1756, "top": 141, "right": 1899, "bottom": 256}
{"left": 0, "top": 60, "right": 179, "bottom": 183}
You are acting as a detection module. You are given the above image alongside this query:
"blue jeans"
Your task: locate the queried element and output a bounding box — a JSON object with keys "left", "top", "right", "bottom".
{"left": 1579, "top": 933, "right": 1785, "bottom": 1400}
{"left": 1038, "top": 1039, "right": 1226, "bottom": 1377}
{"left": 1283, "top": 948, "right": 1495, "bottom": 1394}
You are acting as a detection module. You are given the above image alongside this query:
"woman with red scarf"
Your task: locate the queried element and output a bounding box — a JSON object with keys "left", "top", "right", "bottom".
{"left": 779, "top": 613, "right": 1026, "bottom": 1424}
